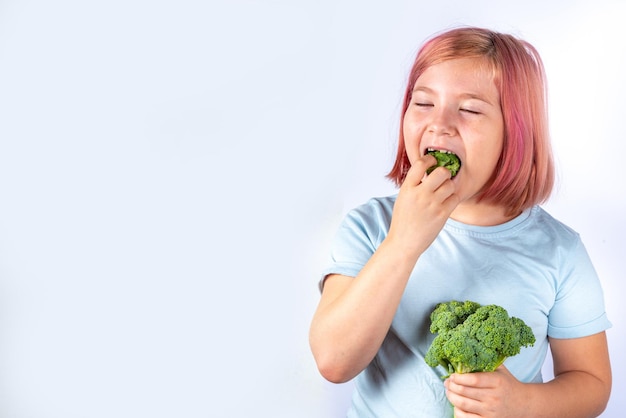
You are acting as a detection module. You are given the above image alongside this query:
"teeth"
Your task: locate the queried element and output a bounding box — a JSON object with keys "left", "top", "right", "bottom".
{"left": 427, "top": 148, "right": 452, "bottom": 154}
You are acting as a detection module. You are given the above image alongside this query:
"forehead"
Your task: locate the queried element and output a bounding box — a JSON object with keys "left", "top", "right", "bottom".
{"left": 414, "top": 57, "right": 498, "bottom": 98}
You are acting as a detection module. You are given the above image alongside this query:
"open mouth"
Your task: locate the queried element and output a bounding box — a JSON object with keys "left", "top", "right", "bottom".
{"left": 426, "top": 148, "right": 461, "bottom": 177}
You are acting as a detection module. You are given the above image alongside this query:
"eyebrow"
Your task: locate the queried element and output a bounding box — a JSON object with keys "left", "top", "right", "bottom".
{"left": 411, "top": 86, "right": 497, "bottom": 106}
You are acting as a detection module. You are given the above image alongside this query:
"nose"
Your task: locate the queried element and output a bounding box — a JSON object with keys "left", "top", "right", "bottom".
{"left": 427, "top": 106, "right": 456, "bottom": 136}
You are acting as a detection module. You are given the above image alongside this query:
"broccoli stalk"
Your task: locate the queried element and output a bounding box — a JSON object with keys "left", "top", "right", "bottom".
{"left": 425, "top": 300, "right": 535, "bottom": 378}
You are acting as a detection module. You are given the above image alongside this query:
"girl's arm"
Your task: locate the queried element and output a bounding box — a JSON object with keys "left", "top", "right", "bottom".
{"left": 536, "top": 332, "right": 612, "bottom": 417}
{"left": 309, "top": 155, "right": 459, "bottom": 383}
{"left": 445, "top": 331, "right": 611, "bottom": 418}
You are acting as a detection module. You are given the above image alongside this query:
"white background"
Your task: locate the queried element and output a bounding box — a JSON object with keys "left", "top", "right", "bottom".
{"left": 0, "top": 0, "right": 624, "bottom": 417}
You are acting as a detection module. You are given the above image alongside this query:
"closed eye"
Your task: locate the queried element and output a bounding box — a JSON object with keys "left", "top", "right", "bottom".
{"left": 460, "top": 108, "right": 480, "bottom": 115}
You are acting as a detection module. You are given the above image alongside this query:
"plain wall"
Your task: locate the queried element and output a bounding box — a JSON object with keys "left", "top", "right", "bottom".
{"left": 0, "top": 0, "right": 623, "bottom": 416}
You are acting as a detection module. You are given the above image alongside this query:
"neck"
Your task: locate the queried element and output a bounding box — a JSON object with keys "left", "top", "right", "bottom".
{"left": 450, "top": 202, "right": 520, "bottom": 226}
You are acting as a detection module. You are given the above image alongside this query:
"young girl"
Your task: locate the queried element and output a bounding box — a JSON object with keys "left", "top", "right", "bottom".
{"left": 309, "top": 27, "right": 612, "bottom": 417}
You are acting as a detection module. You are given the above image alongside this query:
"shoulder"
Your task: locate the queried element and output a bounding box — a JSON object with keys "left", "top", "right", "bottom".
{"left": 528, "top": 206, "right": 596, "bottom": 273}
{"left": 348, "top": 195, "right": 396, "bottom": 217}
{"left": 529, "top": 206, "right": 580, "bottom": 242}
{"left": 338, "top": 195, "right": 396, "bottom": 243}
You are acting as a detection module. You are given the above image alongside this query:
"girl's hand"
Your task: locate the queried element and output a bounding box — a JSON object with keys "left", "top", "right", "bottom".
{"left": 444, "top": 366, "right": 526, "bottom": 418}
{"left": 387, "top": 154, "right": 459, "bottom": 259}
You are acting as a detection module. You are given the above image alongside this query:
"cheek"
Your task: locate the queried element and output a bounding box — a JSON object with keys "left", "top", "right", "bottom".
{"left": 471, "top": 141, "right": 503, "bottom": 178}
{"left": 487, "top": 134, "right": 505, "bottom": 168}
{"left": 402, "top": 116, "right": 423, "bottom": 160}
{"left": 471, "top": 124, "right": 504, "bottom": 166}
{"left": 482, "top": 142, "right": 503, "bottom": 165}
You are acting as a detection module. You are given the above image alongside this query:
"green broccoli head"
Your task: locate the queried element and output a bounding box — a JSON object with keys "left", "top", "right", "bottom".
{"left": 426, "top": 150, "right": 461, "bottom": 177}
{"left": 425, "top": 301, "right": 535, "bottom": 377}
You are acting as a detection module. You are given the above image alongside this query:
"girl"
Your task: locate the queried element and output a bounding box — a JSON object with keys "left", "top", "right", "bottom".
{"left": 309, "top": 27, "right": 612, "bottom": 417}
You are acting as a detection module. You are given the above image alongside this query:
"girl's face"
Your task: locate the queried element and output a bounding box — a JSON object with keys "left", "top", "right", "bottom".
{"left": 403, "top": 57, "right": 505, "bottom": 212}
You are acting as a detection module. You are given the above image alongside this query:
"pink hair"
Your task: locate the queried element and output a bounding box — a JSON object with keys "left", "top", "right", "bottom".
{"left": 387, "top": 27, "right": 554, "bottom": 215}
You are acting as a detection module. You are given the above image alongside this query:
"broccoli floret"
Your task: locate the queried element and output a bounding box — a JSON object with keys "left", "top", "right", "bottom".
{"left": 425, "top": 300, "right": 535, "bottom": 378}
{"left": 426, "top": 150, "right": 461, "bottom": 177}
{"left": 428, "top": 300, "right": 481, "bottom": 334}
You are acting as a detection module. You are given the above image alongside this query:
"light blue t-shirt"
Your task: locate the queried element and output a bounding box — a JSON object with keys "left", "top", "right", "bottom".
{"left": 321, "top": 195, "right": 611, "bottom": 418}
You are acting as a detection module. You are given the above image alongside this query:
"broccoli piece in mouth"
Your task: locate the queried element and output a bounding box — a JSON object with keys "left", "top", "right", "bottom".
{"left": 426, "top": 150, "right": 461, "bottom": 177}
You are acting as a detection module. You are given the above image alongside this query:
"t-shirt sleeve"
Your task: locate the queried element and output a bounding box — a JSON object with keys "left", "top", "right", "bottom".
{"left": 547, "top": 238, "right": 612, "bottom": 339}
{"left": 318, "top": 202, "right": 388, "bottom": 292}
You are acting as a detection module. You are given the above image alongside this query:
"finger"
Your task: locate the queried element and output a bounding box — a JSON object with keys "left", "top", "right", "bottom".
{"left": 446, "top": 376, "right": 483, "bottom": 402}
{"left": 446, "top": 387, "right": 484, "bottom": 417}
{"left": 453, "top": 407, "right": 482, "bottom": 418}
{"left": 421, "top": 166, "right": 453, "bottom": 192}
{"left": 402, "top": 154, "right": 437, "bottom": 186}
{"left": 450, "top": 372, "right": 498, "bottom": 389}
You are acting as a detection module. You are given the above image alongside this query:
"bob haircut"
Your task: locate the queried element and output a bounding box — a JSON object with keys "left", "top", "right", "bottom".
{"left": 387, "top": 27, "right": 554, "bottom": 216}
